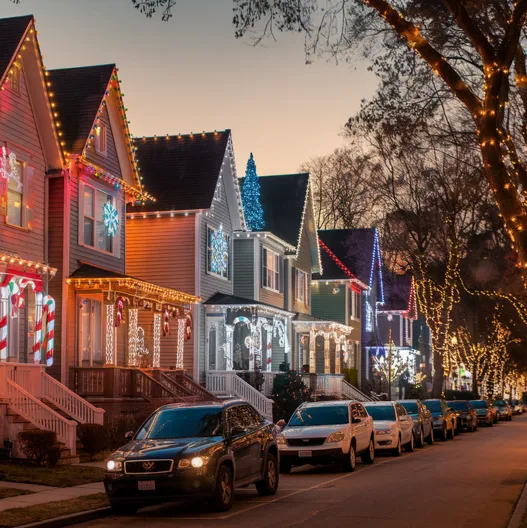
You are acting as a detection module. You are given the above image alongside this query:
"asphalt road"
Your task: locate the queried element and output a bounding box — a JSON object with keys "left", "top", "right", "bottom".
{"left": 76, "top": 415, "right": 527, "bottom": 528}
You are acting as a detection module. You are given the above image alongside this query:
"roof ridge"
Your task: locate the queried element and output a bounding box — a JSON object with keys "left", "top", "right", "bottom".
{"left": 136, "top": 130, "right": 230, "bottom": 141}
{"left": 0, "top": 14, "right": 34, "bottom": 22}
{"left": 48, "top": 63, "right": 116, "bottom": 72}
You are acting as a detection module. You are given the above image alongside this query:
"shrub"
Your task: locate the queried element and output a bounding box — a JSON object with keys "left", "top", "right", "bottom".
{"left": 343, "top": 368, "right": 358, "bottom": 388}
{"left": 238, "top": 369, "right": 264, "bottom": 392}
{"left": 105, "top": 412, "right": 151, "bottom": 450}
{"left": 18, "top": 430, "right": 57, "bottom": 466}
{"left": 271, "top": 371, "right": 312, "bottom": 422}
{"left": 47, "top": 445, "right": 62, "bottom": 467}
{"left": 78, "top": 424, "right": 109, "bottom": 460}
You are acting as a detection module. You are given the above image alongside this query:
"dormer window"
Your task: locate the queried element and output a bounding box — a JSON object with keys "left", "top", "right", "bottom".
{"left": 8, "top": 64, "right": 20, "bottom": 94}
{"left": 94, "top": 123, "right": 107, "bottom": 155}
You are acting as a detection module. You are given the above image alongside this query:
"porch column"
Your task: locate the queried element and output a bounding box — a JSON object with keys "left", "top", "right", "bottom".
{"left": 128, "top": 308, "right": 138, "bottom": 367}
{"left": 153, "top": 313, "right": 161, "bottom": 368}
{"left": 224, "top": 325, "right": 233, "bottom": 370}
{"left": 309, "top": 328, "right": 316, "bottom": 373}
{"left": 265, "top": 326, "right": 273, "bottom": 372}
{"left": 177, "top": 318, "right": 185, "bottom": 369}
{"left": 105, "top": 304, "right": 114, "bottom": 365}
{"left": 324, "top": 337, "right": 330, "bottom": 374}
{"left": 335, "top": 341, "right": 341, "bottom": 375}
{"left": 342, "top": 340, "right": 348, "bottom": 370}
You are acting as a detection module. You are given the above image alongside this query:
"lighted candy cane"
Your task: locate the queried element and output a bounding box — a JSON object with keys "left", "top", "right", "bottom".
{"left": 0, "top": 292, "right": 7, "bottom": 360}
{"left": 9, "top": 279, "right": 20, "bottom": 318}
{"left": 163, "top": 308, "right": 170, "bottom": 337}
{"left": 115, "top": 296, "right": 125, "bottom": 327}
{"left": 33, "top": 293, "right": 43, "bottom": 363}
{"left": 43, "top": 295, "right": 55, "bottom": 367}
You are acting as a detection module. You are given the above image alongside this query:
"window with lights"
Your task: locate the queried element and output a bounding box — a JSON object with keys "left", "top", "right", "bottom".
{"left": 207, "top": 225, "right": 230, "bottom": 279}
{"left": 262, "top": 247, "right": 280, "bottom": 292}
{"left": 94, "top": 123, "right": 107, "bottom": 155}
{"left": 295, "top": 269, "right": 309, "bottom": 305}
{"left": 8, "top": 64, "right": 20, "bottom": 94}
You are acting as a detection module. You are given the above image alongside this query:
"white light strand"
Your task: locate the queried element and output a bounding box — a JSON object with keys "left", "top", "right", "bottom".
{"left": 177, "top": 318, "right": 185, "bottom": 369}
{"left": 153, "top": 313, "right": 161, "bottom": 368}
{"left": 128, "top": 308, "right": 138, "bottom": 366}
{"left": 105, "top": 304, "right": 114, "bottom": 365}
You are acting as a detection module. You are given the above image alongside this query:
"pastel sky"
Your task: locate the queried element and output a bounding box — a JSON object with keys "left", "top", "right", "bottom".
{"left": 1, "top": 0, "right": 376, "bottom": 174}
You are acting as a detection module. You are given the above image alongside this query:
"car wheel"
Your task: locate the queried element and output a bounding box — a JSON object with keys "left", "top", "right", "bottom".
{"left": 416, "top": 427, "right": 424, "bottom": 448}
{"left": 405, "top": 432, "right": 415, "bottom": 453}
{"left": 280, "top": 460, "right": 292, "bottom": 474}
{"left": 211, "top": 464, "right": 234, "bottom": 512}
{"left": 361, "top": 438, "right": 375, "bottom": 465}
{"left": 392, "top": 436, "right": 402, "bottom": 457}
{"left": 426, "top": 426, "right": 434, "bottom": 445}
{"left": 343, "top": 442, "right": 356, "bottom": 472}
{"left": 447, "top": 424, "right": 454, "bottom": 440}
{"left": 256, "top": 454, "right": 279, "bottom": 496}
{"left": 109, "top": 503, "right": 138, "bottom": 515}
{"left": 439, "top": 425, "right": 447, "bottom": 441}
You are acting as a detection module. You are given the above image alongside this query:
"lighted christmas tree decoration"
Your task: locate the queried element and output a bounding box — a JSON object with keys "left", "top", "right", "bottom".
{"left": 241, "top": 153, "right": 265, "bottom": 231}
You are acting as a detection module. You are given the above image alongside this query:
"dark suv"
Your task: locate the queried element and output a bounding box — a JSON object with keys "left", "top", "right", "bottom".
{"left": 104, "top": 400, "right": 279, "bottom": 512}
{"left": 447, "top": 400, "right": 478, "bottom": 432}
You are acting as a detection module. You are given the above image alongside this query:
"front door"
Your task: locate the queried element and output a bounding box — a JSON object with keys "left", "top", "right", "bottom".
{"left": 78, "top": 296, "right": 103, "bottom": 366}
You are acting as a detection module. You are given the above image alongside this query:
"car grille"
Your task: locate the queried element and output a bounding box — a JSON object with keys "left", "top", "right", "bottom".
{"left": 287, "top": 438, "right": 326, "bottom": 447}
{"left": 124, "top": 459, "right": 174, "bottom": 475}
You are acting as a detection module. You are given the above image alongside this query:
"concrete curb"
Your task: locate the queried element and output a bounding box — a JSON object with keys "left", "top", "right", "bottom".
{"left": 508, "top": 482, "right": 527, "bottom": 528}
{"left": 16, "top": 506, "right": 112, "bottom": 528}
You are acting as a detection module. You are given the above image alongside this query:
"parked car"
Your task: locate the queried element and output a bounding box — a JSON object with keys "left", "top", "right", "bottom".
{"left": 493, "top": 399, "right": 513, "bottom": 421}
{"left": 104, "top": 400, "right": 279, "bottom": 513}
{"left": 399, "top": 400, "right": 434, "bottom": 447}
{"left": 469, "top": 399, "right": 494, "bottom": 427}
{"left": 447, "top": 400, "right": 478, "bottom": 432}
{"left": 422, "top": 399, "right": 456, "bottom": 441}
{"left": 489, "top": 401, "right": 499, "bottom": 423}
{"left": 363, "top": 401, "right": 414, "bottom": 456}
{"left": 277, "top": 400, "right": 375, "bottom": 473}
{"left": 508, "top": 399, "right": 523, "bottom": 415}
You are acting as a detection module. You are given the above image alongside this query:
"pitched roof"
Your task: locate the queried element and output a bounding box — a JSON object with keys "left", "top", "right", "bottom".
{"left": 0, "top": 15, "right": 32, "bottom": 82}
{"left": 318, "top": 228, "right": 385, "bottom": 300}
{"left": 127, "top": 131, "right": 231, "bottom": 213}
{"left": 239, "top": 173, "right": 309, "bottom": 247}
{"left": 47, "top": 64, "right": 115, "bottom": 155}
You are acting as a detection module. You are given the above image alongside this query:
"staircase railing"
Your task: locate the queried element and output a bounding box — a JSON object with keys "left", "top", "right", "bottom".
{"left": 166, "top": 371, "right": 217, "bottom": 401}
{"left": 7, "top": 379, "right": 77, "bottom": 454}
{"left": 42, "top": 373, "right": 105, "bottom": 425}
{"left": 134, "top": 370, "right": 186, "bottom": 403}
{"left": 341, "top": 379, "right": 374, "bottom": 402}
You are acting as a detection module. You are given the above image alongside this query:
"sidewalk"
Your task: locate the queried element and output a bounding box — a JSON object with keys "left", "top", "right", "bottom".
{"left": 0, "top": 480, "right": 104, "bottom": 512}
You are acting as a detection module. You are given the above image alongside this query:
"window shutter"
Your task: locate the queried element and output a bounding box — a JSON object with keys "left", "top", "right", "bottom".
{"left": 292, "top": 268, "right": 297, "bottom": 301}
{"left": 279, "top": 255, "right": 284, "bottom": 293}
{"left": 261, "top": 245, "right": 265, "bottom": 288}
{"left": 307, "top": 275, "right": 310, "bottom": 306}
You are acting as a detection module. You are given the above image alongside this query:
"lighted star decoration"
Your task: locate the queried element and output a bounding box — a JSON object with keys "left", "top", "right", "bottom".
{"left": 103, "top": 202, "right": 119, "bottom": 236}
{"left": 211, "top": 224, "right": 229, "bottom": 275}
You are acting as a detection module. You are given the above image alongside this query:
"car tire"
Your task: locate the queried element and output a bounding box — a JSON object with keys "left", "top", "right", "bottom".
{"left": 256, "top": 453, "right": 279, "bottom": 496}
{"left": 342, "top": 442, "right": 356, "bottom": 472}
{"left": 426, "top": 426, "right": 434, "bottom": 445}
{"left": 416, "top": 427, "right": 424, "bottom": 448}
{"left": 438, "top": 425, "right": 447, "bottom": 441}
{"left": 361, "top": 438, "right": 375, "bottom": 465}
{"left": 109, "top": 503, "right": 138, "bottom": 515}
{"left": 405, "top": 432, "right": 415, "bottom": 453}
{"left": 211, "top": 464, "right": 234, "bottom": 512}
{"left": 280, "top": 460, "right": 292, "bottom": 474}
{"left": 447, "top": 424, "right": 454, "bottom": 440}
{"left": 391, "top": 436, "right": 402, "bottom": 457}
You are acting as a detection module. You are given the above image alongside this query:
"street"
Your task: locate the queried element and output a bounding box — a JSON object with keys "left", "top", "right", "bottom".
{"left": 77, "top": 415, "right": 527, "bottom": 528}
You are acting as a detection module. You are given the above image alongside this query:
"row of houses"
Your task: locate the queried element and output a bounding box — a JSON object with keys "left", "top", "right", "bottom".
{"left": 0, "top": 15, "right": 428, "bottom": 459}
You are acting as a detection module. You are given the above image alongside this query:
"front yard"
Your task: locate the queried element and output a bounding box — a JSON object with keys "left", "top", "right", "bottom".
{"left": 0, "top": 461, "right": 105, "bottom": 487}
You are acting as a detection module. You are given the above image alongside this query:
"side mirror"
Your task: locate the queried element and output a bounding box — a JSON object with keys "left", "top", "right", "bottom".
{"left": 124, "top": 431, "right": 134, "bottom": 440}
{"left": 230, "top": 426, "right": 246, "bottom": 437}
{"left": 276, "top": 419, "right": 286, "bottom": 429}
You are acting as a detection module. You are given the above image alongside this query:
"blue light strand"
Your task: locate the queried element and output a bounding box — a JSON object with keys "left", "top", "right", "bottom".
{"left": 241, "top": 153, "right": 265, "bottom": 231}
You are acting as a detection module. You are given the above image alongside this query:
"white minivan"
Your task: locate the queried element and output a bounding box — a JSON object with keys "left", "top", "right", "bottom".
{"left": 277, "top": 400, "right": 375, "bottom": 473}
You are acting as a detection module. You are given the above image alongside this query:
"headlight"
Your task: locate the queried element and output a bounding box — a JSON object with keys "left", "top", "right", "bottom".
{"left": 326, "top": 432, "right": 345, "bottom": 443}
{"left": 106, "top": 460, "right": 123, "bottom": 472}
{"left": 375, "top": 429, "right": 393, "bottom": 436}
{"left": 178, "top": 456, "right": 209, "bottom": 469}
{"left": 276, "top": 434, "right": 287, "bottom": 445}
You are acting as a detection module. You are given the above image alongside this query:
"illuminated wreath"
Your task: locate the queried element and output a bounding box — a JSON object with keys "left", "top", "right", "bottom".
{"left": 184, "top": 313, "right": 192, "bottom": 341}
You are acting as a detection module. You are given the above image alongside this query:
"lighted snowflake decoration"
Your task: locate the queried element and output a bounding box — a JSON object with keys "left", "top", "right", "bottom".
{"left": 103, "top": 202, "right": 119, "bottom": 236}
{"left": 211, "top": 224, "right": 229, "bottom": 275}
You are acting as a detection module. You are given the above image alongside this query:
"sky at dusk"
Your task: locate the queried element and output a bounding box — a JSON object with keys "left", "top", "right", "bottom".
{"left": 1, "top": 0, "right": 376, "bottom": 175}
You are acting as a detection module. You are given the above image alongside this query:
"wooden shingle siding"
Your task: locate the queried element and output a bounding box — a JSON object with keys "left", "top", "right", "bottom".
{"left": 68, "top": 168, "right": 126, "bottom": 274}
{"left": 83, "top": 104, "right": 122, "bottom": 178}
{"left": 0, "top": 63, "right": 46, "bottom": 263}
{"left": 233, "top": 238, "right": 254, "bottom": 299}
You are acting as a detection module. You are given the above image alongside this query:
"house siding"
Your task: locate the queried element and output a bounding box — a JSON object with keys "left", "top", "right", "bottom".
{"left": 311, "top": 282, "right": 346, "bottom": 324}
{"left": 292, "top": 223, "right": 312, "bottom": 315}
{"left": 233, "top": 238, "right": 254, "bottom": 299}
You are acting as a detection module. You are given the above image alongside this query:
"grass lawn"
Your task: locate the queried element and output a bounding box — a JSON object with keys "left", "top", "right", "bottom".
{"left": 0, "top": 488, "right": 34, "bottom": 499}
{"left": 0, "top": 461, "right": 104, "bottom": 488}
{"left": 0, "top": 492, "right": 108, "bottom": 528}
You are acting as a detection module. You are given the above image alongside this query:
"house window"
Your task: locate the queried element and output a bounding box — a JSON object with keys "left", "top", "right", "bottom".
{"left": 295, "top": 269, "right": 308, "bottom": 304}
{"left": 7, "top": 160, "right": 24, "bottom": 227}
{"left": 82, "top": 184, "right": 116, "bottom": 254}
{"left": 79, "top": 298, "right": 103, "bottom": 366}
{"left": 207, "top": 225, "right": 230, "bottom": 279}
{"left": 8, "top": 64, "right": 20, "bottom": 93}
{"left": 94, "top": 123, "right": 107, "bottom": 155}
{"left": 262, "top": 247, "right": 280, "bottom": 291}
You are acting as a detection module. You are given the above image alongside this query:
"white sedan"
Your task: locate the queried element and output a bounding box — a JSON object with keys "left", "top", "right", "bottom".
{"left": 363, "top": 401, "right": 415, "bottom": 456}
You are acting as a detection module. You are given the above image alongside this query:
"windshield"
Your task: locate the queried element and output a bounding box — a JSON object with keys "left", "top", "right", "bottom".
{"left": 423, "top": 401, "right": 442, "bottom": 413}
{"left": 493, "top": 399, "right": 506, "bottom": 407}
{"left": 447, "top": 401, "right": 469, "bottom": 411}
{"left": 288, "top": 405, "right": 349, "bottom": 427}
{"left": 470, "top": 400, "right": 488, "bottom": 409}
{"left": 400, "top": 402, "right": 418, "bottom": 414}
{"left": 136, "top": 407, "right": 223, "bottom": 439}
{"left": 364, "top": 405, "right": 396, "bottom": 421}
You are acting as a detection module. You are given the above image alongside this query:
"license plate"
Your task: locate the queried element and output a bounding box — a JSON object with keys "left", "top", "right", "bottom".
{"left": 298, "top": 450, "right": 312, "bottom": 458}
{"left": 138, "top": 481, "right": 155, "bottom": 491}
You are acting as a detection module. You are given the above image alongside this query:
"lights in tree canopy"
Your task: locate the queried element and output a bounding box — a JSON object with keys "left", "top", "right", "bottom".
{"left": 210, "top": 224, "right": 229, "bottom": 275}
{"left": 241, "top": 153, "right": 265, "bottom": 231}
{"left": 103, "top": 202, "right": 119, "bottom": 236}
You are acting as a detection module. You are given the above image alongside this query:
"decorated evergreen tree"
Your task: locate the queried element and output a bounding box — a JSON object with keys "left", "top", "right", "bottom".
{"left": 241, "top": 153, "right": 265, "bottom": 231}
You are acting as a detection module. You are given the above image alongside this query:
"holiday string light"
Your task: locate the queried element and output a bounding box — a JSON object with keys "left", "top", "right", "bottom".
{"left": 241, "top": 153, "right": 265, "bottom": 231}
{"left": 128, "top": 308, "right": 138, "bottom": 366}
{"left": 153, "top": 313, "right": 161, "bottom": 368}
{"left": 105, "top": 304, "right": 114, "bottom": 365}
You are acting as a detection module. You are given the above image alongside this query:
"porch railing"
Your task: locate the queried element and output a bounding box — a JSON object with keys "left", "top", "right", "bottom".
{"left": 341, "top": 380, "right": 374, "bottom": 402}
{"left": 7, "top": 379, "right": 77, "bottom": 454}
{"left": 164, "top": 371, "right": 217, "bottom": 401}
{"left": 134, "top": 369, "right": 186, "bottom": 402}
{"left": 206, "top": 371, "right": 273, "bottom": 420}
{"left": 42, "top": 373, "right": 105, "bottom": 425}
{"left": 262, "top": 372, "right": 279, "bottom": 397}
